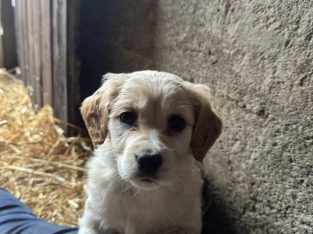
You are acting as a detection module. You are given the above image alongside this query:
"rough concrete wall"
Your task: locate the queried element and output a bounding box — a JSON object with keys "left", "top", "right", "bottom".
{"left": 153, "top": 0, "right": 313, "bottom": 233}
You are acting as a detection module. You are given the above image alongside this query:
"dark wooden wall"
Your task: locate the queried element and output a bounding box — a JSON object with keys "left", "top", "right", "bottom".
{"left": 14, "top": 0, "right": 80, "bottom": 133}
{"left": 1, "top": 0, "right": 18, "bottom": 69}
{"left": 79, "top": 0, "right": 156, "bottom": 99}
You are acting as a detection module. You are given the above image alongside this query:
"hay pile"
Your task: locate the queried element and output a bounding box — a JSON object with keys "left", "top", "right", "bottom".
{"left": 0, "top": 70, "right": 92, "bottom": 226}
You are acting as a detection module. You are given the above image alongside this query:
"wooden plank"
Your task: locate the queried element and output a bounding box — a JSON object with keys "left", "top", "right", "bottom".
{"left": 31, "top": 0, "right": 42, "bottom": 107}
{"left": 40, "top": 0, "right": 53, "bottom": 106}
{"left": 26, "top": 0, "right": 41, "bottom": 106}
{"left": 67, "top": 0, "right": 81, "bottom": 134}
{"left": 52, "top": 0, "right": 67, "bottom": 126}
{"left": 14, "top": 0, "right": 47, "bottom": 107}
{"left": 14, "top": 0, "right": 48, "bottom": 107}
{"left": 0, "top": 0, "right": 3, "bottom": 67}
{"left": 14, "top": 1, "right": 23, "bottom": 73}
{"left": 26, "top": 0, "right": 35, "bottom": 102}
{"left": 0, "top": 17, "right": 3, "bottom": 67}
{"left": 14, "top": 1, "right": 25, "bottom": 79}
{"left": 23, "top": 0, "right": 30, "bottom": 86}
{"left": 1, "top": 0, "right": 18, "bottom": 69}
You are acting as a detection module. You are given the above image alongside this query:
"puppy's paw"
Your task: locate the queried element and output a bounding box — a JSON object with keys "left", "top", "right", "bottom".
{"left": 78, "top": 226, "right": 98, "bottom": 234}
{"left": 79, "top": 226, "right": 118, "bottom": 234}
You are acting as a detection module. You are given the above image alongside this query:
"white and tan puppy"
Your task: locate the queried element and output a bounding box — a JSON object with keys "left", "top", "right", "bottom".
{"left": 78, "top": 71, "right": 222, "bottom": 234}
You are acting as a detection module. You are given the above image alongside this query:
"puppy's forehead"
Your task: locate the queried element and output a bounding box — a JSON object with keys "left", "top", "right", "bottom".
{"left": 110, "top": 72, "right": 195, "bottom": 127}
{"left": 118, "top": 75, "right": 188, "bottom": 107}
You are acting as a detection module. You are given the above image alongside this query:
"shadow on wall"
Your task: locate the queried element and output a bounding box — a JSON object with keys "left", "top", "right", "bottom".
{"left": 79, "top": 0, "right": 157, "bottom": 99}
{"left": 202, "top": 178, "right": 237, "bottom": 234}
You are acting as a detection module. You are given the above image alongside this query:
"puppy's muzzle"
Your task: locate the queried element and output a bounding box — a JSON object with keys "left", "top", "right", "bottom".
{"left": 135, "top": 150, "right": 163, "bottom": 178}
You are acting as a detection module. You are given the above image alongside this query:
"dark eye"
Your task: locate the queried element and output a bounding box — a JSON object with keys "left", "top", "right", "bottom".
{"left": 168, "top": 115, "right": 186, "bottom": 132}
{"left": 119, "top": 111, "right": 137, "bottom": 126}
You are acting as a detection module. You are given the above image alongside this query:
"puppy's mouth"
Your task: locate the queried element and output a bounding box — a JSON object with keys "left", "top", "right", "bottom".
{"left": 140, "top": 177, "right": 154, "bottom": 183}
{"left": 129, "top": 175, "right": 162, "bottom": 190}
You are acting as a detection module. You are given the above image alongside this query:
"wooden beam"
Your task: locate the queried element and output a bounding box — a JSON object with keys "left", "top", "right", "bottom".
{"left": 52, "top": 0, "right": 67, "bottom": 126}
{"left": 40, "top": 0, "right": 53, "bottom": 106}
{"left": 26, "top": 0, "right": 41, "bottom": 106}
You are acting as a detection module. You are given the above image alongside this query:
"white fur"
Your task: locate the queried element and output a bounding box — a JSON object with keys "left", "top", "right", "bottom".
{"left": 79, "top": 141, "right": 202, "bottom": 234}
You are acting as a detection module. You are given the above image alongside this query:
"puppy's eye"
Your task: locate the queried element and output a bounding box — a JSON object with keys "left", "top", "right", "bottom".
{"left": 168, "top": 115, "right": 186, "bottom": 132}
{"left": 120, "top": 111, "right": 137, "bottom": 126}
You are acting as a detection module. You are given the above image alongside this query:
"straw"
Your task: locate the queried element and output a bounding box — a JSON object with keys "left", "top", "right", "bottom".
{"left": 0, "top": 70, "right": 91, "bottom": 226}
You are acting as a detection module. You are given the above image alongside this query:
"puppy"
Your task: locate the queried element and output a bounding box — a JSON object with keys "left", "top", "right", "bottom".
{"left": 78, "top": 71, "right": 222, "bottom": 234}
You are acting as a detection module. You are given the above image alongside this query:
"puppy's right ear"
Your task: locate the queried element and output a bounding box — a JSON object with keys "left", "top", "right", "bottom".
{"left": 80, "top": 73, "right": 128, "bottom": 146}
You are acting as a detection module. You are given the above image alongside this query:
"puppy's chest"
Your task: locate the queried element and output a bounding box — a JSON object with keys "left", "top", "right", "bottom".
{"left": 100, "top": 186, "right": 195, "bottom": 233}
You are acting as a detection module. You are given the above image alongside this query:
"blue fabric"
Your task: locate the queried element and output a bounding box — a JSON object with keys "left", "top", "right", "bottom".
{"left": 0, "top": 189, "right": 78, "bottom": 234}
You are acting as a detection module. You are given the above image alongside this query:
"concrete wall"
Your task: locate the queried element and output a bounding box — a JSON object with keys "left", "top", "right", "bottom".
{"left": 81, "top": 0, "right": 313, "bottom": 233}
{"left": 152, "top": 1, "right": 313, "bottom": 233}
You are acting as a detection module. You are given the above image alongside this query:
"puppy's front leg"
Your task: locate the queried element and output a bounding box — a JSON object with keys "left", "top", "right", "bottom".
{"left": 163, "top": 227, "right": 199, "bottom": 234}
{"left": 78, "top": 226, "right": 98, "bottom": 234}
{"left": 79, "top": 214, "right": 118, "bottom": 234}
{"left": 79, "top": 224, "right": 118, "bottom": 234}
{"left": 79, "top": 227, "right": 117, "bottom": 234}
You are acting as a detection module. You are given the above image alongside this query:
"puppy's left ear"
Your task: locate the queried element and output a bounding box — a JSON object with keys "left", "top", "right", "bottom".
{"left": 185, "top": 82, "right": 223, "bottom": 162}
{"left": 81, "top": 73, "right": 128, "bottom": 146}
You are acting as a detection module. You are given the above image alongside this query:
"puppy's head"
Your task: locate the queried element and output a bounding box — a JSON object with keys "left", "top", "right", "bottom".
{"left": 81, "top": 71, "right": 222, "bottom": 190}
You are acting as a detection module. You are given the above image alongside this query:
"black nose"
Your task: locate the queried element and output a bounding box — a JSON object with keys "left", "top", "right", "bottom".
{"left": 136, "top": 152, "right": 163, "bottom": 176}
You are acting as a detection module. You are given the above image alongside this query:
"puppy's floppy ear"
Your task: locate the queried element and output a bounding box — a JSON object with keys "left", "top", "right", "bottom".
{"left": 80, "top": 73, "right": 128, "bottom": 146}
{"left": 185, "top": 82, "right": 223, "bottom": 162}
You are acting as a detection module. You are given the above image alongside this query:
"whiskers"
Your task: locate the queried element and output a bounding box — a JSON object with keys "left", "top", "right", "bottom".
{"left": 112, "top": 170, "right": 134, "bottom": 192}
{"left": 131, "top": 187, "right": 140, "bottom": 199}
